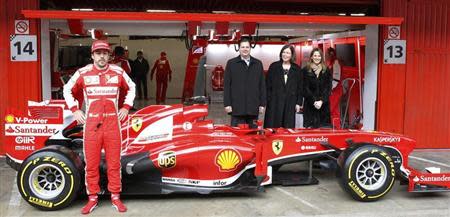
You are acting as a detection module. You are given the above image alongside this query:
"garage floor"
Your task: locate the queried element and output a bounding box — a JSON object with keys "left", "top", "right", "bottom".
{"left": 1, "top": 100, "right": 449, "bottom": 217}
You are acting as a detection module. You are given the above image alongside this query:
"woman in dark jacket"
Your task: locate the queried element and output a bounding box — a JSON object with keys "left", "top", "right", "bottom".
{"left": 302, "top": 47, "right": 332, "bottom": 128}
{"left": 264, "top": 44, "right": 303, "bottom": 128}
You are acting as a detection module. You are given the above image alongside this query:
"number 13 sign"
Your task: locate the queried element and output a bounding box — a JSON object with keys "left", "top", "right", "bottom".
{"left": 383, "top": 40, "right": 406, "bottom": 64}
{"left": 10, "top": 35, "right": 37, "bottom": 61}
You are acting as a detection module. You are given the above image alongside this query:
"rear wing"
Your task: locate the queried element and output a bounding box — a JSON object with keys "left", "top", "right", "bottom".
{"left": 4, "top": 100, "right": 67, "bottom": 164}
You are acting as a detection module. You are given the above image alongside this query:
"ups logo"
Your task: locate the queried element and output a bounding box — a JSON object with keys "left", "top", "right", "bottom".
{"left": 158, "top": 151, "right": 176, "bottom": 169}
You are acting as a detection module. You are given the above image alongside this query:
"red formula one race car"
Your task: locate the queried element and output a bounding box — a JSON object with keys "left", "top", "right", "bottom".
{"left": 4, "top": 99, "right": 450, "bottom": 210}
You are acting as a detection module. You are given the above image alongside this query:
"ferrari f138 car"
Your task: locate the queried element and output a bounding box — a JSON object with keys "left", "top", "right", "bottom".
{"left": 4, "top": 99, "right": 450, "bottom": 210}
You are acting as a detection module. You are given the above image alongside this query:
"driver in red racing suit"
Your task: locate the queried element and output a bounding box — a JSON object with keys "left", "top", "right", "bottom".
{"left": 63, "top": 40, "right": 135, "bottom": 214}
{"left": 150, "top": 51, "right": 172, "bottom": 104}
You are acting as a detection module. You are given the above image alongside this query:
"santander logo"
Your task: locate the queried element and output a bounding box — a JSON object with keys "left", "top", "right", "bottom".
{"left": 6, "top": 126, "right": 15, "bottom": 134}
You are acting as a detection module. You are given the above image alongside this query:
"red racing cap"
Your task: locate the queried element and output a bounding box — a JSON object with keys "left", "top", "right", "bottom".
{"left": 91, "top": 40, "right": 112, "bottom": 53}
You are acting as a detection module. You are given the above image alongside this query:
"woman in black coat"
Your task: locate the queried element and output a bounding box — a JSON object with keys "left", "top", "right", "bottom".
{"left": 264, "top": 44, "right": 303, "bottom": 128}
{"left": 302, "top": 47, "right": 332, "bottom": 128}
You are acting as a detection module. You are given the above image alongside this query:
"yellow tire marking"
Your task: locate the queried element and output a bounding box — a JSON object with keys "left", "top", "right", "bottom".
{"left": 54, "top": 174, "right": 74, "bottom": 206}
{"left": 368, "top": 178, "right": 395, "bottom": 199}
{"left": 368, "top": 154, "right": 396, "bottom": 199}
{"left": 20, "top": 161, "right": 34, "bottom": 197}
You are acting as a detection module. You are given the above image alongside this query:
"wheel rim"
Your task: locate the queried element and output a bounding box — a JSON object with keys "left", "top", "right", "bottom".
{"left": 355, "top": 157, "right": 387, "bottom": 191}
{"left": 29, "top": 163, "right": 65, "bottom": 200}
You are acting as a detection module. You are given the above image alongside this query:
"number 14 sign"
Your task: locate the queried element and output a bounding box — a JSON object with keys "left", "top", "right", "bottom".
{"left": 383, "top": 40, "right": 406, "bottom": 64}
{"left": 10, "top": 35, "right": 37, "bottom": 61}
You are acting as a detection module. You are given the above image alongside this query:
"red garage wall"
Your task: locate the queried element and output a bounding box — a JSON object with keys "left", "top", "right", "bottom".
{"left": 378, "top": 0, "right": 450, "bottom": 148}
{"left": 0, "top": 0, "right": 41, "bottom": 155}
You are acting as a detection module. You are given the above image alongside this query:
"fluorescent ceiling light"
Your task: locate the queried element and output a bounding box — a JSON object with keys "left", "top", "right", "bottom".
{"left": 146, "top": 9, "right": 176, "bottom": 13}
{"left": 338, "top": 13, "right": 346, "bottom": 16}
{"left": 350, "top": 13, "right": 365, "bottom": 16}
{"left": 299, "top": 12, "right": 309, "bottom": 15}
{"left": 212, "top": 11, "right": 235, "bottom": 14}
{"left": 72, "top": 8, "right": 93, "bottom": 11}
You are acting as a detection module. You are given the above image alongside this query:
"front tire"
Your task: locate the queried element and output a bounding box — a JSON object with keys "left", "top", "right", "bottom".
{"left": 338, "top": 144, "right": 396, "bottom": 202}
{"left": 17, "top": 148, "right": 82, "bottom": 210}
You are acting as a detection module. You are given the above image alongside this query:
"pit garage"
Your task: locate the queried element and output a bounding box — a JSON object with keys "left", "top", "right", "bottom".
{"left": 19, "top": 10, "right": 402, "bottom": 131}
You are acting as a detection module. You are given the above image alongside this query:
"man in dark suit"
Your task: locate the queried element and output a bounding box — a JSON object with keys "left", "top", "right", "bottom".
{"left": 223, "top": 38, "right": 266, "bottom": 128}
{"left": 133, "top": 51, "right": 150, "bottom": 100}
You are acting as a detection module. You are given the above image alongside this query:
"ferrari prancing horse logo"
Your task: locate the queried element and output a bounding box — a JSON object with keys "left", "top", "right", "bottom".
{"left": 272, "top": 140, "right": 283, "bottom": 155}
{"left": 131, "top": 117, "right": 143, "bottom": 132}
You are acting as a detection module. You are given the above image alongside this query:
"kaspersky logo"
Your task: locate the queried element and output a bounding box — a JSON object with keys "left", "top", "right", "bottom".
{"left": 5, "top": 114, "right": 15, "bottom": 123}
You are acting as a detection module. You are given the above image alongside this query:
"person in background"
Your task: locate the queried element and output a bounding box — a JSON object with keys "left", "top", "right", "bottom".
{"left": 133, "top": 51, "right": 150, "bottom": 100}
{"left": 110, "top": 46, "right": 131, "bottom": 75}
{"left": 125, "top": 49, "right": 135, "bottom": 80}
{"left": 264, "top": 44, "right": 303, "bottom": 128}
{"left": 150, "top": 51, "right": 172, "bottom": 104}
{"left": 223, "top": 37, "right": 266, "bottom": 129}
{"left": 326, "top": 47, "right": 343, "bottom": 129}
{"left": 301, "top": 48, "right": 332, "bottom": 128}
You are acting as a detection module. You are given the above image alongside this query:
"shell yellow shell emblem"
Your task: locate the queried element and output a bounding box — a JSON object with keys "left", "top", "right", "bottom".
{"left": 5, "top": 114, "right": 14, "bottom": 123}
{"left": 272, "top": 140, "right": 283, "bottom": 155}
{"left": 131, "top": 117, "right": 143, "bottom": 132}
{"left": 215, "top": 149, "right": 242, "bottom": 172}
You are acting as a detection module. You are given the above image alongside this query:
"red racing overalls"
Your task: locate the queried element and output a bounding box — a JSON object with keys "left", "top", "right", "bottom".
{"left": 151, "top": 57, "right": 172, "bottom": 104}
{"left": 63, "top": 63, "right": 135, "bottom": 195}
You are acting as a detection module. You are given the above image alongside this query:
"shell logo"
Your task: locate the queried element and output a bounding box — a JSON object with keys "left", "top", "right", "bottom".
{"left": 215, "top": 149, "right": 242, "bottom": 172}
{"left": 5, "top": 114, "right": 15, "bottom": 123}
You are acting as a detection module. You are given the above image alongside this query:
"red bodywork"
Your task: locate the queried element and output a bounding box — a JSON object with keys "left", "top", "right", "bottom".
{"left": 211, "top": 65, "right": 225, "bottom": 91}
{"left": 4, "top": 101, "right": 450, "bottom": 192}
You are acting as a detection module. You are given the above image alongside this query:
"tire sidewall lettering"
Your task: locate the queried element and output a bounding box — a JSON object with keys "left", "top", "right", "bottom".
{"left": 344, "top": 146, "right": 396, "bottom": 201}
{"left": 18, "top": 152, "right": 79, "bottom": 210}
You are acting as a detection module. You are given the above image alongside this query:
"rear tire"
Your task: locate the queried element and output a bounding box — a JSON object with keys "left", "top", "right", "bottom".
{"left": 337, "top": 144, "right": 396, "bottom": 202}
{"left": 17, "top": 148, "right": 82, "bottom": 210}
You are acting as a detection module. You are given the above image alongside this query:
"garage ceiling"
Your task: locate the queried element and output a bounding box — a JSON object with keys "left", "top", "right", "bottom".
{"left": 49, "top": 20, "right": 364, "bottom": 38}
{"left": 38, "top": 0, "right": 383, "bottom": 38}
